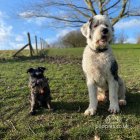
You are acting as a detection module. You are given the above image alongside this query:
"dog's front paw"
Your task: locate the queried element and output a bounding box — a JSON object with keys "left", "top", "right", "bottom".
{"left": 84, "top": 108, "right": 96, "bottom": 116}
{"left": 119, "top": 99, "right": 127, "bottom": 106}
{"left": 30, "top": 111, "right": 36, "bottom": 115}
{"left": 108, "top": 104, "right": 120, "bottom": 114}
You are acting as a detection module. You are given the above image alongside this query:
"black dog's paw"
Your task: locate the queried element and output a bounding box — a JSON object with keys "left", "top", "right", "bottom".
{"left": 49, "top": 107, "right": 56, "bottom": 112}
{"left": 30, "top": 111, "right": 36, "bottom": 115}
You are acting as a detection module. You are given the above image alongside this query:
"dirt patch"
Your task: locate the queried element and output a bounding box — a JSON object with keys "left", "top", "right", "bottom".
{"left": 40, "top": 56, "right": 82, "bottom": 65}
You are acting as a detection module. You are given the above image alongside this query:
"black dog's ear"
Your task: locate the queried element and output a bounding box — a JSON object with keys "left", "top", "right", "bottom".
{"left": 27, "top": 68, "right": 34, "bottom": 73}
{"left": 38, "top": 67, "right": 46, "bottom": 71}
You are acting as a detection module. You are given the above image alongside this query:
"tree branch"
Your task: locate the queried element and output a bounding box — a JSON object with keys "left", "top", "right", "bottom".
{"left": 19, "top": 0, "right": 140, "bottom": 28}
{"left": 84, "top": 0, "right": 97, "bottom": 15}
{"left": 99, "top": 0, "right": 104, "bottom": 14}
{"left": 103, "top": 0, "right": 121, "bottom": 12}
{"left": 36, "top": 1, "right": 91, "bottom": 13}
{"left": 126, "top": 9, "right": 140, "bottom": 17}
{"left": 66, "top": 1, "right": 90, "bottom": 18}
{"left": 28, "top": 14, "right": 86, "bottom": 23}
{"left": 112, "top": 0, "right": 128, "bottom": 25}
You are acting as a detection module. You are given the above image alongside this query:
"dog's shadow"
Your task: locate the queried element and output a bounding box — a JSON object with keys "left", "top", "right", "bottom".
{"left": 53, "top": 101, "right": 88, "bottom": 112}
{"left": 36, "top": 101, "right": 88, "bottom": 115}
{"left": 37, "top": 90, "right": 140, "bottom": 116}
{"left": 122, "top": 90, "right": 140, "bottom": 116}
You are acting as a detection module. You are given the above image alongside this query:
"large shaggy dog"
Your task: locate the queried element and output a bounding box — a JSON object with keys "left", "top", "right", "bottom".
{"left": 81, "top": 15, "right": 126, "bottom": 116}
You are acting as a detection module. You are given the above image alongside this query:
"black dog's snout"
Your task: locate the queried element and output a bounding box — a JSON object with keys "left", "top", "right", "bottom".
{"left": 102, "top": 28, "right": 108, "bottom": 34}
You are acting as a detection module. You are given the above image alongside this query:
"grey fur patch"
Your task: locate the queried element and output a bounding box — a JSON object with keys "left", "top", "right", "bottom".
{"left": 110, "top": 60, "right": 118, "bottom": 81}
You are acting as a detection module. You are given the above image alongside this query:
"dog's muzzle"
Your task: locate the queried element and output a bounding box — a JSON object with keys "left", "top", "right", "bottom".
{"left": 32, "top": 79, "right": 44, "bottom": 88}
{"left": 98, "top": 28, "right": 109, "bottom": 46}
{"left": 102, "top": 28, "right": 108, "bottom": 35}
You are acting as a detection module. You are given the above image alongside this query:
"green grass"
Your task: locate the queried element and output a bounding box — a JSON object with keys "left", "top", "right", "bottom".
{"left": 45, "top": 44, "right": 140, "bottom": 58}
{"left": 0, "top": 44, "right": 140, "bottom": 140}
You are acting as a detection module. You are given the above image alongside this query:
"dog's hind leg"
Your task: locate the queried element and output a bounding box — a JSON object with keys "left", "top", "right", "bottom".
{"left": 97, "top": 88, "right": 107, "bottom": 102}
{"left": 118, "top": 77, "right": 127, "bottom": 106}
{"left": 84, "top": 78, "right": 98, "bottom": 116}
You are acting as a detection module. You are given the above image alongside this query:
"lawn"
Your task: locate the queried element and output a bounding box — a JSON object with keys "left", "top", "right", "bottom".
{"left": 0, "top": 44, "right": 140, "bottom": 140}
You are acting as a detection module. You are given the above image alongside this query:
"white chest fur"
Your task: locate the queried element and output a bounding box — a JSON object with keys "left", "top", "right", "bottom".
{"left": 82, "top": 46, "right": 115, "bottom": 89}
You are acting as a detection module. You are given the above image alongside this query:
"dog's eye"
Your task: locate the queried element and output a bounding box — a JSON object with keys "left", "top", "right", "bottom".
{"left": 105, "top": 24, "right": 108, "bottom": 27}
{"left": 94, "top": 24, "right": 98, "bottom": 28}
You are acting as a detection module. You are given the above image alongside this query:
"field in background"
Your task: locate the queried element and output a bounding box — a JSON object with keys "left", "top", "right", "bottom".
{"left": 46, "top": 44, "right": 140, "bottom": 57}
{"left": 0, "top": 44, "right": 140, "bottom": 140}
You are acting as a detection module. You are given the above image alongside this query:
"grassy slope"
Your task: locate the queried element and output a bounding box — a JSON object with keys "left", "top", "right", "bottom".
{"left": 0, "top": 44, "right": 140, "bottom": 140}
{"left": 46, "top": 44, "right": 140, "bottom": 57}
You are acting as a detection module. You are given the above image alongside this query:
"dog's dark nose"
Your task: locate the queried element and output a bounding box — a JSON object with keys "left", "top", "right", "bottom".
{"left": 102, "top": 28, "right": 108, "bottom": 34}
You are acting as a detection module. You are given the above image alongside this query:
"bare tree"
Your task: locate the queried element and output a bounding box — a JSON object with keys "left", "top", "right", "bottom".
{"left": 19, "top": 0, "right": 140, "bottom": 27}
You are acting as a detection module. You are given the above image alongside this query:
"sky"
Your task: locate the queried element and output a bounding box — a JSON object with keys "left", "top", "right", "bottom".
{"left": 0, "top": 0, "right": 140, "bottom": 50}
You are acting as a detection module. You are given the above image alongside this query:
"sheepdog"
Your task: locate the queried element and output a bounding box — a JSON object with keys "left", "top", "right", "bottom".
{"left": 81, "top": 15, "right": 126, "bottom": 116}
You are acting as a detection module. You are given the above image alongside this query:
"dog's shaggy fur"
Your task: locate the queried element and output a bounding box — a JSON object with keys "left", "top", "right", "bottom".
{"left": 81, "top": 15, "right": 126, "bottom": 116}
{"left": 27, "top": 67, "right": 52, "bottom": 115}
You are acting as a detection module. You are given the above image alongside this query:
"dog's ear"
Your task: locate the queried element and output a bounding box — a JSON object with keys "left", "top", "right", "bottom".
{"left": 27, "top": 68, "right": 34, "bottom": 73}
{"left": 89, "top": 17, "right": 94, "bottom": 30}
{"left": 38, "top": 67, "right": 46, "bottom": 71}
{"left": 81, "top": 17, "right": 93, "bottom": 38}
{"left": 81, "top": 22, "right": 89, "bottom": 38}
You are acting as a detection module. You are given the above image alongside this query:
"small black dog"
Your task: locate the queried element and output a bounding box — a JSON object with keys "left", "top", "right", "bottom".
{"left": 27, "top": 67, "right": 52, "bottom": 115}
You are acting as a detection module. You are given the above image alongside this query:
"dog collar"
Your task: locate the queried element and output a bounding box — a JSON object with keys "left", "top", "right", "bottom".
{"left": 89, "top": 47, "right": 108, "bottom": 53}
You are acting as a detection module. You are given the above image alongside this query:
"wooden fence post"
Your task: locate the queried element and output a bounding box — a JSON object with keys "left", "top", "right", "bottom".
{"left": 27, "top": 32, "right": 33, "bottom": 57}
{"left": 13, "top": 44, "right": 28, "bottom": 57}
{"left": 13, "top": 32, "right": 48, "bottom": 57}
{"left": 35, "top": 36, "right": 38, "bottom": 54}
{"left": 40, "top": 38, "right": 42, "bottom": 50}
